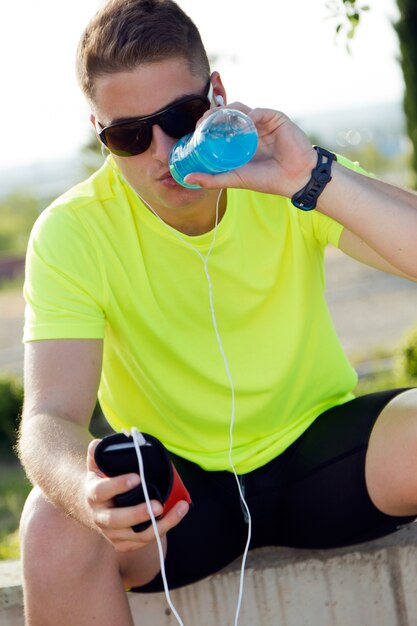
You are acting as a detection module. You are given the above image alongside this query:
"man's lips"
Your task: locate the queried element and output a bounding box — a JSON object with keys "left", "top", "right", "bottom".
{"left": 156, "top": 171, "right": 183, "bottom": 188}
{"left": 157, "top": 171, "right": 174, "bottom": 182}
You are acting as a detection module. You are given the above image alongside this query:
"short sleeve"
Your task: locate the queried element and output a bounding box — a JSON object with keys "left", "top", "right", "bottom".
{"left": 23, "top": 203, "right": 107, "bottom": 342}
{"left": 311, "top": 211, "right": 344, "bottom": 249}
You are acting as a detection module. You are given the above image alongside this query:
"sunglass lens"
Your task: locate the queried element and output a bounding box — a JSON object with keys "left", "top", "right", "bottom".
{"left": 104, "top": 121, "right": 151, "bottom": 157}
{"left": 159, "top": 99, "right": 210, "bottom": 139}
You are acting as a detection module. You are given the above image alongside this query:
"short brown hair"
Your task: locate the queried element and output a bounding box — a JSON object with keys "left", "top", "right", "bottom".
{"left": 76, "top": 0, "right": 211, "bottom": 104}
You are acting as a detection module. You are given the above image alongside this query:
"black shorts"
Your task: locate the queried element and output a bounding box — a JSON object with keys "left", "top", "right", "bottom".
{"left": 135, "top": 388, "right": 416, "bottom": 593}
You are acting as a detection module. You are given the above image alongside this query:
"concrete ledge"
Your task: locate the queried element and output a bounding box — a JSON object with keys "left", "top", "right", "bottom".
{"left": 0, "top": 560, "right": 23, "bottom": 626}
{"left": 2, "top": 523, "right": 417, "bottom": 625}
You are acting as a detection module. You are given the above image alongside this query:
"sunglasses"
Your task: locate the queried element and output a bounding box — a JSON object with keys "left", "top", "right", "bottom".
{"left": 96, "top": 80, "right": 213, "bottom": 157}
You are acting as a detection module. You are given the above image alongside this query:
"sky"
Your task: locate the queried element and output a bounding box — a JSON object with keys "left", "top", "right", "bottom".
{"left": 0, "top": 0, "right": 403, "bottom": 169}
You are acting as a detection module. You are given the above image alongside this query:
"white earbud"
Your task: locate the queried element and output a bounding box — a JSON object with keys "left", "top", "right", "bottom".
{"left": 215, "top": 94, "right": 225, "bottom": 106}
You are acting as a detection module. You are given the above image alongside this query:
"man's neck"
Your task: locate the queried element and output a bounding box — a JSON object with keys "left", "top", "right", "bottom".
{"left": 148, "top": 190, "right": 227, "bottom": 236}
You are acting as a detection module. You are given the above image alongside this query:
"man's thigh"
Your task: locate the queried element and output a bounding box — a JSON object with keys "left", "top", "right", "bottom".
{"left": 278, "top": 389, "right": 416, "bottom": 549}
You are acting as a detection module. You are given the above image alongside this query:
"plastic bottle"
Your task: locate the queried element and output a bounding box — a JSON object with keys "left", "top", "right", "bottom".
{"left": 169, "top": 108, "right": 258, "bottom": 189}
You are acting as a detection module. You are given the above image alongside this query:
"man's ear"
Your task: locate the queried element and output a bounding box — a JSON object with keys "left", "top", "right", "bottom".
{"left": 90, "top": 114, "right": 101, "bottom": 141}
{"left": 210, "top": 70, "right": 227, "bottom": 107}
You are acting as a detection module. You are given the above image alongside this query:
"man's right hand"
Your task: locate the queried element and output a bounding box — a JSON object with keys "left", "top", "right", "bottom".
{"left": 85, "top": 439, "right": 190, "bottom": 552}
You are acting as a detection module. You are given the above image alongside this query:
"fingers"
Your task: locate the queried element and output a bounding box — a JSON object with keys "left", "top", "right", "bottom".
{"left": 184, "top": 170, "right": 242, "bottom": 190}
{"left": 151, "top": 499, "right": 189, "bottom": 536}
{"left": 94, "top": 498, "right": 189, "bottom": 535}
{"left": 247, "top": 107, "right": 286, "bottom": 125}
{"left": 86, "top": 438, "right": 103, "bottom": 474}
{"left": 92, "top": 470, "right": 142, "bottom": 501}
{"left": 86, "top": 439, "right": 143, "bottom": 504}
{"left": 219, "top": 101, "right": 252, "bottom": 115}
{"left": 93, "top": 498, "right": 190, "bottom": 553}
{"left": 93, "top": 499, "right": 163, "bottom": 530}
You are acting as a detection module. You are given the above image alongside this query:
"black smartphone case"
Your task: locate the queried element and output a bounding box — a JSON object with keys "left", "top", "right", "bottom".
{"left": 94, "top": 432, "right": 173, "bottom": 532}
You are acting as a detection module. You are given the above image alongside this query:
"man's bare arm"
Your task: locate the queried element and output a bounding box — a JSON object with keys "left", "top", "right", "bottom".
{"left": 18, "top": 338, "right": 103, "bottom": 528}
{"left": 18, "top": 338, "right": 190, "bottom": 548}
{"left": 338, "top": 227, "right": 417, "bottom": 282}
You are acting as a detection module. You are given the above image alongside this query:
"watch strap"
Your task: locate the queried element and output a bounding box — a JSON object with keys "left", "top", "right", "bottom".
{"left": 291, "top": 147, "right": 336, "bottom": 211}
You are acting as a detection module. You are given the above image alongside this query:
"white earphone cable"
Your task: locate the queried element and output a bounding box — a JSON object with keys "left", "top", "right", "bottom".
{"left": 130, "top": 427, "right": 185, "bottom": 626}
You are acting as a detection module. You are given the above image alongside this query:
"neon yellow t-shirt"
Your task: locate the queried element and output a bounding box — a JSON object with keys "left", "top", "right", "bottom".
{"left": 24, "top": 156, "right": 360, "bottom": 473}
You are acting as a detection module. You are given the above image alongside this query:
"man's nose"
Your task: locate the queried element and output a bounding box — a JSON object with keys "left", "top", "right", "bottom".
{"left": 151, "top": 125, "right": 176, "bottom": 162}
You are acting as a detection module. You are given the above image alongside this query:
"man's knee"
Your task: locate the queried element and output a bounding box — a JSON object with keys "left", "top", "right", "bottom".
{"left": 19, "top": 487, "right": 158, "bottom": 591}
{"left": 20, "top": 487, "right": 112, "bottom": 579}
{"left": 366, "top": 388, "right": 417, "bottom": 516}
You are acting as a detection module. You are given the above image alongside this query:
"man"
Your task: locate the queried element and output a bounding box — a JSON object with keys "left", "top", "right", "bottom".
{"left": 18, "top": 0, "right": 417, "bottom": 625}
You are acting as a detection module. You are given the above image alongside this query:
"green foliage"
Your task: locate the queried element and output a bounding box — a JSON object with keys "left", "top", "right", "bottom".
{"left": 354, "top": 371, "right": 397, "bottom": 397}
{"left": 0, "top": 529, "right": 20, "bottom": 560}
{"left": 357, "top": 324, "right": 417, "bottom": 400}
{"left": 394, "top": 0, "right": 417, "bottom": 187}
{"left": 0, "top": 375, "right": 23, "bottom": 458}
{"left": 354, "top": 324, "right": 417, "bottom": 397}
{"left": 395, "top": 325, "right": 417, "bottom": 381}
{"left": 0, "top": 463, "right": 32, "bottom": 560}
{"left": 326, "top": 0, "right": 369, "bottom": 51}
{"left": 0, "top": 192, "right": 40, "bottom": 256}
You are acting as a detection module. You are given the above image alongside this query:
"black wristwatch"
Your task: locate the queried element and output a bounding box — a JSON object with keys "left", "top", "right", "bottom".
{"left": 291, "top": 147, "right": 336, "bottom": 211}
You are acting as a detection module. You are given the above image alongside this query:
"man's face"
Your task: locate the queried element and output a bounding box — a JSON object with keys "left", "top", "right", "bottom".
{"left": 92, "top": 58, "right": 220, "bottom": 220}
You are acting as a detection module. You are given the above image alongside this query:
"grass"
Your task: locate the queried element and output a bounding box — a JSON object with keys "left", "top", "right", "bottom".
{"left": 0, "top": 460, "right": 32, "bottom": 559}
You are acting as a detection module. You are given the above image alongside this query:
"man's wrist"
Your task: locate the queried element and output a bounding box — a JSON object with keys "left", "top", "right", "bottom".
{"left": 291, "top": 147, "right": 337, "bottom": 211}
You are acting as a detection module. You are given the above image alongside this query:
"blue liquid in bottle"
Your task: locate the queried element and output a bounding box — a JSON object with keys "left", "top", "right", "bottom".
{"left": 169, "top": 108, "right": 258, "bottom": 189}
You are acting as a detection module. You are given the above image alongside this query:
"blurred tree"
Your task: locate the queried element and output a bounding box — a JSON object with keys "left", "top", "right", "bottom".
{"left": 394, "top": 0, "right": 417, "bottom": 186}
{"left": 326, "top": 0, "right": 370, "bottom": 49}
{"left": 0, "top": 375, "right": 23, "bottom": 459}
{"left": 329, "top": 0, "right": 417, "bottom": 185}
